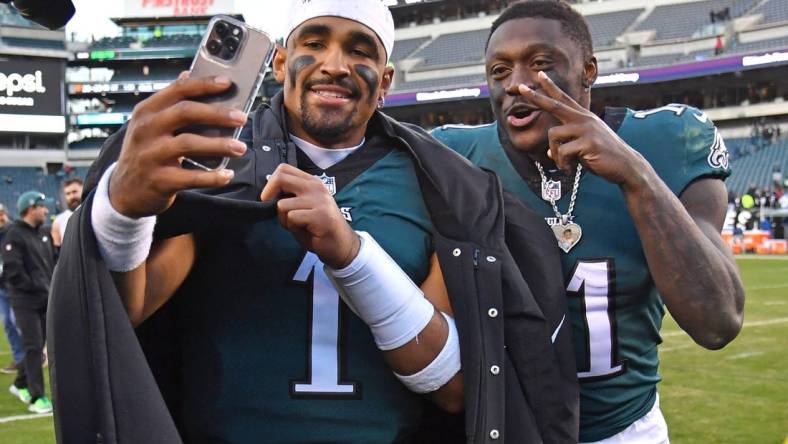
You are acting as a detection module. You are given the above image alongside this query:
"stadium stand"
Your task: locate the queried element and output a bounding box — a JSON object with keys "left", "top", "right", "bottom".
{"left": 390, "top": 36, "right": 430, "bottom": 62}
{"left": 108, "top": 68, "right": 181, "bottom": 83}
{"left": 0, "top": 167, "right": 61, "bottom": 218}
{"left": 750, "top": 0, "right": 788, "bottom": 26}
{"left": 0, "top": 37, "right": 65, "bottom": 50}
{"left": 0, "top": 3, "right": 36, "bottom": 27}
{"left": 408, "top": 29, "right": 488, "bottom": 70}
{"left": 632, "top": 53, "right": 689, "bottom": 67}
{"left": 730, "top": 35, "right": 788, "bottom": 53}
{"left": 88, "top": 36, "right": 136, "bottom": 50}
{"left": 634, "top": 0, "right": 760, "bottom": 41}
{"left": 632, "top": 48, "right": 717, "bottom": 67}
{"left": 87, "top": 34, "right": 201, "bottom": 50}
{"left": 396, "top": 73, "right": 486, "bottom": 93}
{"left": 586, "top": 8, "right": 644, "bottom": 48}
{"left": 726, "top": 138, "right": 788, "bottom": 195}
{"left": 68, "top": 138, "right": 107, "bottom": 150}
{"left": 143, "top": 34, "right": 202, "bottom": 48}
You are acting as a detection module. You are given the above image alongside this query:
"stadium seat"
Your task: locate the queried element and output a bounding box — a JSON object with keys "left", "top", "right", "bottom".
{"left": 0, "top": 3, "right": 38, "bottom": 27}
{"left": 728, "top": 36, "right": 788, "bottom": 54}
{"left": 391, "top": 37, "right": 430, "bottom": 62}
{"left": 585, "top": 9, "right": 644, "bottom": 48}
{"left": 726, "top": 139, "right": 788, "bottom": 196}
{"left": 408, "top": 29, "right": 488, "bottom": 70}
{"left": 0, "top": 167, "right": 62, "bottom": 218}
{"left": 634, "top": 0, "right": 760, "bottom": 41}
{"left": 0, "top": 36, "right": 65, "bottom": 50}
{"left": 395, "top": 73, "right": 486, "bottom": 93}
{"left": 748, "top": 0, "right": 788, "bottom": 26}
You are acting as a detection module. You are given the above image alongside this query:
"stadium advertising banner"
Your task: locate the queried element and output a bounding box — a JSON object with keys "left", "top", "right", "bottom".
{"left": 124, "top": 0, "right": 235, "bottom": 18}
{"left": 0, "top": 56, "right": 66, "bottom": 133}
{"left": 387, "top": 46, "right": 788, "bottom": 107}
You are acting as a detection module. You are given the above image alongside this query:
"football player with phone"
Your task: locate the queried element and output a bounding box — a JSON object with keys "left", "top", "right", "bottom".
{"left": 182, "top": 15, "right": 275, "bottom": 170}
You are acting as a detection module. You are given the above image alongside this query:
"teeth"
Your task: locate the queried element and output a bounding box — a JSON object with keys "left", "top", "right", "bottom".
{"left": 314, "top": 90, "right": 348, "bottom": 99}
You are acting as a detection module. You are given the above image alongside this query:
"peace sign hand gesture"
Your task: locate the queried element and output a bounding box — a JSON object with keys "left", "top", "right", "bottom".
{"left": 518, "top": 71, "right": 651, "bottom": 190}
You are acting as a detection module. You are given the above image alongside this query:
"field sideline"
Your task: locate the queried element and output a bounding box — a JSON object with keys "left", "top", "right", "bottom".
{"left": 0, "top": 257, "right": 785, "bottom": 443}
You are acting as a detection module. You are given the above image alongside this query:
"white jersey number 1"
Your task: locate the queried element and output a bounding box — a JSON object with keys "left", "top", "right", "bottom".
{"left": 290, "top": 252, "right": 358, "bottom": 397}
{"left": 567, "top": 259, "right": 626, "bottom": 381}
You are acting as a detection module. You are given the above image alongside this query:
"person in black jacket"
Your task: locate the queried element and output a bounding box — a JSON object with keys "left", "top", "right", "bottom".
{"left": 48, "top": 1, "right": 577, "bottom": 442}
{"left": 1, "top": 191, "right": 55, "bottom": 414}
{"left": 0, "top": 203, "right": 25, "bottom": 375}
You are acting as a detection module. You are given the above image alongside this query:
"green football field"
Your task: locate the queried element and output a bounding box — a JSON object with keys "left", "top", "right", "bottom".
{"left": 0, "top": 257, "right": 785, "bottom": 443}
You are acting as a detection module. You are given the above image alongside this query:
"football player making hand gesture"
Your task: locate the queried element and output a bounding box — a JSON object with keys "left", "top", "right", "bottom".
{"left": 433, "top": 1, "right": 745, "bottom": 443}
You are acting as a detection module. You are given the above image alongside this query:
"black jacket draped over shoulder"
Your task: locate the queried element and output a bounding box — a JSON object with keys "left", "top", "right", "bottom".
{"left": 48, "top": 93, "right": 578, "bottom": 444}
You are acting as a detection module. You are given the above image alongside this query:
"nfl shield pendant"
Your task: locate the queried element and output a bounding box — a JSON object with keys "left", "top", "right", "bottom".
{"left": 542, "top": 179, "right": 561, "bottom": 202}
{"left": 552, "top": 222, "right": 582, "bottom": 253}
{"left": 318, "top": 173, "right": 337, "bottom": 196}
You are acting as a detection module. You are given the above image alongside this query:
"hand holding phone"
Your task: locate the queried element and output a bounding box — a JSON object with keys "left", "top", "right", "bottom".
{"left": 106, "top": 17, "right": 275, "bottom": 218}
{"left": 182, "top": 16, "right": 275, "bottom": 171}
{"left": 108, "top": 75, "right": 248, "bottom": 218}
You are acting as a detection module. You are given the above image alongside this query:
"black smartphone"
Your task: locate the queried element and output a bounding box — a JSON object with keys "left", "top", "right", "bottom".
{"left": 182, "top": 15, "right": 275, "bottom": 171}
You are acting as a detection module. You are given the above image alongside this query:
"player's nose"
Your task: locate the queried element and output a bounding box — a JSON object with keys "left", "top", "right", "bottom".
{"left": 320, "top": 45, "right": 352, "bottom": 79}
{"left": 506, "top": 70, "right": 536, "bottom": 96}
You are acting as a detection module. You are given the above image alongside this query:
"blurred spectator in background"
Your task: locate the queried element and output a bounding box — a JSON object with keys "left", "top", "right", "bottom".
{"left": 51, "top": 177, "right": 83, "bottom": 250}
{"left": 1, "top": 191, "right": 55, "bottom": 414}
{"left": 0, "top": 204, "right": 24, "bottom": 375}
{"left": 710, "top": 7, "right": 731, "bottom": 23}
{"left": 779, "top": 192, "right": 788, "bottom": 210}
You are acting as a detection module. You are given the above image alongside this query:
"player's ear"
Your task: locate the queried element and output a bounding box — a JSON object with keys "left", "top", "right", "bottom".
{"left": 380, "top": 64, "right": 394, "bottom": 97}
{"left": 273, "top": 43, "right": 287, "bottom": 84}
{"left": 583, "top": 56, "right": 598, "bottom": 89}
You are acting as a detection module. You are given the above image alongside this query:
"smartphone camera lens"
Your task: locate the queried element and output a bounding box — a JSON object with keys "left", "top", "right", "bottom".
{"left": 207, "top": 39, "right": 222, "bottom": 55}
{"left": 223, "top": 36, "right": 240, "bottom": 53}
{"left": 215, "top": 21, "right": 229, "bottom": 37}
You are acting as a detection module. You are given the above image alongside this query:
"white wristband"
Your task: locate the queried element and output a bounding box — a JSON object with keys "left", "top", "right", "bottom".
{"left": 394, "top": 311, "right": 461, "bottom": 393}
{"left": 326, "top": 231, "right": 435, "bottom": 351}
{"left": 91, "top": 162, "right": 156, "bottom": 272}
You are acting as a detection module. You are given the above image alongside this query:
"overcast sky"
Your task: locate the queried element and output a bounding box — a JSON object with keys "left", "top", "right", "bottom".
{"left": 66, "top": 0, "right": 295, "bottom": 41}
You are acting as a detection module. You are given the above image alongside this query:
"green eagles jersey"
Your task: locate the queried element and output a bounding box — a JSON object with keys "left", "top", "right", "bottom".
{"left": 432, "top": 104, "right": 730, "bottom": 442}
{"left": 173, "top": 136, "right": 435, "bottom": 443}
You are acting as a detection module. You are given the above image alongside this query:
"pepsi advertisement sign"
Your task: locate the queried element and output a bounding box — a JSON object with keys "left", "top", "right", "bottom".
{"left": 0, "top": 56, "right": 65, "bottom": 133}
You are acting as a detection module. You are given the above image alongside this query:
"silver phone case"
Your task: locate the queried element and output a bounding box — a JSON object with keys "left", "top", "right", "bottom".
{"left": 184, "top": 15, "right": 275, "bottom": 170}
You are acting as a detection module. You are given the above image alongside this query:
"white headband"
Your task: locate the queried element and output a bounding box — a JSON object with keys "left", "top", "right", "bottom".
{"left": 285, "top": 0, "right": 395, "bottom": 61}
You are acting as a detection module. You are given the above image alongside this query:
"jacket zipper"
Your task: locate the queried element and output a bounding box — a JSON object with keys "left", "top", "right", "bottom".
{"left": 472, "top": 246, "right": 489, "bottom": 443}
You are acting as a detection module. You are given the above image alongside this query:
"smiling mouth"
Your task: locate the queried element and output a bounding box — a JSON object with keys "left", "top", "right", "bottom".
{"left": 312, "top": 89, "right": 350, "bottom": 99}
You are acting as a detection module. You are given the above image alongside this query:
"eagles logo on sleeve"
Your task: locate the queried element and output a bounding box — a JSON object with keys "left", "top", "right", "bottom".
{"left": 708, "top": 129, "right": 730, "bottom": 170}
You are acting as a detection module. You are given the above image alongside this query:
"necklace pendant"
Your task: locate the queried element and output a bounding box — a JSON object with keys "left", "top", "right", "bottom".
{"left": 552, "top": 222, "right": 582, "bottom": 253}
{"left": 542, "top": 179, "right": 561, "bottom": 202}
